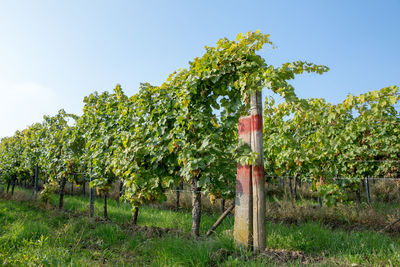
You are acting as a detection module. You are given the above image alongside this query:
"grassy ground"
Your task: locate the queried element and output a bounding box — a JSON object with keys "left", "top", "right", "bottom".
{"left": 0, "top": 187, "right": 399, "bottom": 266}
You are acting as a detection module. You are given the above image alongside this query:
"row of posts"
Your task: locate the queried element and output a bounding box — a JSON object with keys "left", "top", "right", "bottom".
{"left": 279, "top": 176, "right": 373, "bottom": 206}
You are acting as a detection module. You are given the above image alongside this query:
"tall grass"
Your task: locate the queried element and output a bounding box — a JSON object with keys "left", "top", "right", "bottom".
{"left": 0, "top": 187, "right": 399, "bottom": 266}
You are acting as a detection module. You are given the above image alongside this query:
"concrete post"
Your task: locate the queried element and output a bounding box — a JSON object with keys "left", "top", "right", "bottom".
{"left": 234, "top": 116, "right": 253, "bottom": 247}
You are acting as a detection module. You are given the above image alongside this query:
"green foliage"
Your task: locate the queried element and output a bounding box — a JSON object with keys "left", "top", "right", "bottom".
{"left": 264, "top": 85, "right": 400, "bottom": 204}
{"left": 38, "top": 109, "right": 84, "bottom": 197}
{"left": 77, "top": 85, "right": 126, "bottom": 195}
{"left": 317, "top": 184, "right": 346, "bottom": 207}
{"left": 0, "top": 131, "right": 28, "bottom": 185}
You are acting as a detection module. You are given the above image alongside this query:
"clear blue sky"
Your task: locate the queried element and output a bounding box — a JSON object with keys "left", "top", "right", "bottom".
{"left": 0, "top": 0, "right": 399, "bottom": 137}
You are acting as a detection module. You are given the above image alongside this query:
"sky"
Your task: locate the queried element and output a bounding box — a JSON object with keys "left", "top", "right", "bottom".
{"left": 0, "top": 0, "right": 399, "bottom": 137}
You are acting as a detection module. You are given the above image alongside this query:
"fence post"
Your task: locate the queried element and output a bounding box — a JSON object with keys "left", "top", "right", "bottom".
{"left": 318, "top": 176, "right": 323, "bottom": 208}
{"left": 318, "top": 196, "right": 323, "bottom": 208}
{"left": 234, "top": 116, "right": 253, "bottom": 248}
{"left": 89, "top": 166, "right": 94, "bottom": 218}
{"left": 175, "top": 180, "right": 183, "bottom": 210}
{"left": 250, "top": 91, "right": 266, "bottom": 252}
{"left": 294, "top": 174, "right": 298, "bottom": 200}
{"left": 288, "top": 177, "right": 293, "bottom": 200}
{"left": 365, "top": 178, "right": 371, "bottom": 204}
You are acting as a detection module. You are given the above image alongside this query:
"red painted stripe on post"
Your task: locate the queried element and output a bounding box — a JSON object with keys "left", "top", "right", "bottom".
{"left": 238, "top": 116, "right": 251, "bottom": 135}
{"left": 252, "top": 165, "right": 264, "bottom": 185}
{"left": 237, "top": 116, "right": 252, "bottom": 195}
{"left": 251, "top": 114, "right": 263, "bottom": 132}
{"left": 237, "top": 164, "right": 252, "bottom": 195}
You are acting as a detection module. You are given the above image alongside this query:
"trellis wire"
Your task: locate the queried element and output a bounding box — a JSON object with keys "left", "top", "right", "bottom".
{"left": 265, "top": 175, "right": 400, "bottom": 181}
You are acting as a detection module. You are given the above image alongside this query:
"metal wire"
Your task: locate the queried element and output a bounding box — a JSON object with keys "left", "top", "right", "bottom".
{"left": 265, "top": 175, "right": 400, "bottom": 181}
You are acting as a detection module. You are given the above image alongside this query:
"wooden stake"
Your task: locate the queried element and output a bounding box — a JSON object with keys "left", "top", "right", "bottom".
{"left": 175, "top": 180, "right": 183, "bottom": 210}
{"left": 206, "top": 203, "right": 235, "bottom": 237}
{"left": 365, "top": 178, "right": 371, "bottom": 204}
{"left": 380, "top": 217, "right": 400, "bottom": 232}
{"left": 191, "top": 176, "right": 202, "bottom": 237}
{"left": 294, "top": 175, "right": 298, "bottom": 200}
{"left": 250, "top": 91, "right": 266, "bottom": 252}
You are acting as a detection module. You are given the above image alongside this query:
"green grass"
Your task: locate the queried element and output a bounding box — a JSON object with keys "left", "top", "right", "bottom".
{"left": 0, "top": 187, "right": 399, "bottom": 266}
